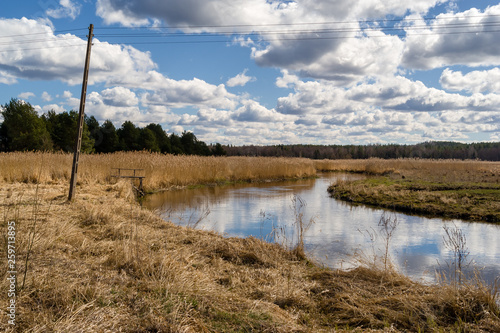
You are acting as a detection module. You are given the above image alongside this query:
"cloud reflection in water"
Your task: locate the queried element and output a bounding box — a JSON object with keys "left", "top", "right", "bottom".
{"left": 144, "top": 174, "right": 500, "bottom": 284}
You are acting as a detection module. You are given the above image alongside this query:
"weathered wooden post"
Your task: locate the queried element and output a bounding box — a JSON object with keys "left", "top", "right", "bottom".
{"left": 68, "top": 24, "right": 93, "bottom": 201}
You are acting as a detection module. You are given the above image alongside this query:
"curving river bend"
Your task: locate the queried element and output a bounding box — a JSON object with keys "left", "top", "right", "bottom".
{"left": 143, "top": 173, "right": 500, "bottom": 285}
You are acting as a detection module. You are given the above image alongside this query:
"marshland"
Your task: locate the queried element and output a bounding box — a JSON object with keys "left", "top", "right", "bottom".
{"left": 1, "top": 152, "right": 499, "bottom": 332}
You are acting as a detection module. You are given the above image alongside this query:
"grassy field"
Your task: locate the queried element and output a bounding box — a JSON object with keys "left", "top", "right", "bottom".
{"left": 0, "top": 152, "right": 317, "bottom": 190}
{"left": 1, "top": 153, "right": 499, "bottom": 331}
{"left": 326, "top": 159, "right": 500, "bottom": 222}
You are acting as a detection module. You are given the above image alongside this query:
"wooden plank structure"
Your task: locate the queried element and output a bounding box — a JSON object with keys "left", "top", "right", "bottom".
{"left": 111, "top": 168, "right": 145, "bottom": 196}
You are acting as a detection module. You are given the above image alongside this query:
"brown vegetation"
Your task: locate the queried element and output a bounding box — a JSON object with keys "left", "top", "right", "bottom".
{"left": 1, "top": 154, "right": 499, "bottom": 331}
{"left": 326, "top": 159, "right": 500, "bottom": 222}
{"left": 315, "top": 158, "right": 500, "bottom": 182}
{"left": 0, "top": 151, "right": 317, "bottom": 190}
{"left": 1, "top": 182, "right": 499, "bottom": 332}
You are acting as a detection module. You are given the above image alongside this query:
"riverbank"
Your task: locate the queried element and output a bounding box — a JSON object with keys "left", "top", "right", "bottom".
{"left": 1, "top": 154, "right": 499, "bottom": 331}
{"left": 1, "top": 181, "right": 499, "bottom": 331}
{"left": 327, "top": 159, "right": 500, "bottom": 223}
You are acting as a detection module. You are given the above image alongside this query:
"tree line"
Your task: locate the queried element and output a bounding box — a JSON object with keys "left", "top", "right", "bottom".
{"left": 223, "top": 142, "right": 500, "bottom": 161}
{"left": 2, "top": 98, "right": 499, "bottom": 161}
{"left": 0, "top": 99, "right": 226, "bottom": 156}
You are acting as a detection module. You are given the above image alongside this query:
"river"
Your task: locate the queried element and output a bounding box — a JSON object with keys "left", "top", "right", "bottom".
{"left": 143, "top": 173, "right": 500, "bottom": 285}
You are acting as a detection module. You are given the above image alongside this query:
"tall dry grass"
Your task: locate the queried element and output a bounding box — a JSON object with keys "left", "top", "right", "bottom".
{"left": 2, "top": 153, "right": 498, "bottom": 190}
{"left": 315, "top": 158, "right": 500, "bottom": 182}
{"left": 1, "top": 182, "right": 499, "bottom": 332}
{"left": 1, "top": 154, "right": 499, "bottom": 331}
{"left": 0, "top": 152, "right": 317, "bottom": 190}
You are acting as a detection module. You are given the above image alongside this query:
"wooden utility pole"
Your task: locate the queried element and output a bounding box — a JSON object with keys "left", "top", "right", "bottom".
{"left": 68, "top": 24, "right": 93, "bottom": 201}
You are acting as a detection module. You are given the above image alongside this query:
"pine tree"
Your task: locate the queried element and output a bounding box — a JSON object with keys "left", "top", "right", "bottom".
{"left": 0, "top": 99, "right": 53, "bottom": 151}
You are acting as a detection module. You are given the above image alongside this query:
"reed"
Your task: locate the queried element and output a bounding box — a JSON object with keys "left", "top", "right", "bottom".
{"left": 0, "top": 152, "right": 317, "bottom": 190}
{"left": 3, "top": 153, "right": 498, "bottom": 189}
{"left": 315, "top": 158, "right": 500, "bottom": 183}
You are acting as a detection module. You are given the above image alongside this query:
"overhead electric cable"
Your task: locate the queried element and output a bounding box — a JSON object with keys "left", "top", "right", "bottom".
{"left": 0, "top": 27, "right": 87, "bottom": 39}
{"left": 0, "top": 36, "right": 85, "bottom": 46}
{"left": 90, "top": 14, "right": 500, "bottom": 46}
{"left": 112, "top": 29, "right": 500, "bottom": 46}
{"left": 0, "top": 43, "right": 86, "bottom": 54}
{"left": 92, "top": 25, "right": 500, "bottom": 46}
{"left": 1, "top": 13, "right": 500, "bottom": 52}
{"left": 95, "top": 21, "right": 500, "bottom": 39}
{"left": 93, "top": 13, "right": 500, "bottom": 30}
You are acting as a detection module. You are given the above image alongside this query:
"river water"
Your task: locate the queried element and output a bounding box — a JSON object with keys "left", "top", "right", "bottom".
{"left": 143, "top": 173, "right": 500, "bottom": 285}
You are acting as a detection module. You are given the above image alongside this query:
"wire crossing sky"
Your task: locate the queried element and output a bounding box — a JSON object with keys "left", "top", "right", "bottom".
{"left": 1, "top": 0, "right": 500, "bottom": 145}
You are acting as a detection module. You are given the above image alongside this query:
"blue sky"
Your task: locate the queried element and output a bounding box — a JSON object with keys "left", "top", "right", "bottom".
{"left": 1, "top": 0, "right": 500, "bottom": 145}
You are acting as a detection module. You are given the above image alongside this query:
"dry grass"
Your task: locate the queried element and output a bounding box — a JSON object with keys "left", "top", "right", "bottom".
{"left": 1, "top": 154, "right": 499, "bottom": 331}
{"left": 3, "top": 153, "right": 497, "bottom": 190}
{"left": 325, "top": 158, "right": 500, "bottom": 222}
{"left": 0, "top": 152, "right": 317, "bottom": 191}
{"left": 1, "top": 181, "right": 499, "bottom": 332}
{"left": 315, "top": 158, "right": 500, "bottom": 182}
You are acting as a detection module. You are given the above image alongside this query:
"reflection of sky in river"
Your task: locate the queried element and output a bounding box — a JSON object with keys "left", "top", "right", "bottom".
{"left": 144, "top": 173, "right": 500, "bottom": 285}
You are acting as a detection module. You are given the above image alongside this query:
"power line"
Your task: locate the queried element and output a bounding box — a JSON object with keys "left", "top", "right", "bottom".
{"left": 1, "top": 14, "right": 500, "bottom": 52}
{"left": 95, "top": 21, "right": 500, "bottom": 39}
{"left": 0, "top": 43, "right": 86, "bottom": 54}
{"left": 1, "top": 12, "right": 499, "bottom": 39}
{"left": 0, "top": 27, "right": 88, "bottom": 39}
{"left": 0, "top": 36, "right": 84, "bottom": 46}
{"left": 91, "top": 17, "right": 500, "bottom": 45}
{"left": 94, "top": 13, "right": 500, "bottom": 30}
{"left": 2, "top": 25, "right": 499, "bottom": 52}
{"left": 111, "top": 28, "right": 500, "bottom": 46}
{"left": 2, "top": 20, "right": 498, "bottom": 47}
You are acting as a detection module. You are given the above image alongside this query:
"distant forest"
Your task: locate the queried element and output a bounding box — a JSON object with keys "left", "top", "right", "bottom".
{"left": 223, "top": 142, "right": 500, "bottom": 161}
{"left": 1, "top": 99, "right": 499, "bottom": 161}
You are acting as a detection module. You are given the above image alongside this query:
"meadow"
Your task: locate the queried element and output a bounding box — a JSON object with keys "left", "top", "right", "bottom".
{"left": 1, "top": 152, "right": 499, "bottom": 331}
{"left": 0, "top": 151, "right": 317, "bottom": 190}
{"left": 2, "top": 151, "right": 498, "bottom": 190}
{"left": 325, "top": 158, "right": 500, "bottom": 222}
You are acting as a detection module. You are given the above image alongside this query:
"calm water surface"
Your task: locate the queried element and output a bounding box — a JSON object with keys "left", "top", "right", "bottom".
{"left": 144, "top": 173, "right": 500, "bottom": 284}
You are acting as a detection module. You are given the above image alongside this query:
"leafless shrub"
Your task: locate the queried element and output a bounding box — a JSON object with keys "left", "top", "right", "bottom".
{"left": 443, "top": 223, "right": 471, "bottom": 286}
{"left": 290, "top": 194, "right": 316, "bottom": 260}
{"left": 378, "top": 212, "right": 399, "bottom": 271}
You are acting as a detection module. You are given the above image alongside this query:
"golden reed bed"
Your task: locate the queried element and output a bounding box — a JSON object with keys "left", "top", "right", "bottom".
{"left": 0, "top": 152, "right": 316, "bottom": 190}
{"left": 1, "top": 151, "right": 498, "bottom": 189}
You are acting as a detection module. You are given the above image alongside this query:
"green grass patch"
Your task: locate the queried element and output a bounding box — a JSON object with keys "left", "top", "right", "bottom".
{"left": 209, "top": 309, "right": 276, "bottom": 332}
{"left": 328, "top": 176, "right": 500, "bottom": 222}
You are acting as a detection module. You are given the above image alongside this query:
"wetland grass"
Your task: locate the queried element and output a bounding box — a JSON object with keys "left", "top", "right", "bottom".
{"left": 327, "top": 159, "right": 500, "bottom": 222}
{"left": 1, "top": 182, "right": 499, "bottom": 332}
{"left": 1, "top": 153, "right": 499, "bottom": 331}
{"left": 0, "top": 151, "right": 317, "bottom": 190}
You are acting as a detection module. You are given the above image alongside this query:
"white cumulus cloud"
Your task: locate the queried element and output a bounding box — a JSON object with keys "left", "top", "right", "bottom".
{"left": 440, "top": 68, "right": 500, "bottom": 94}
{"left": 41, "top": 91, "right": 52, "bottom": 102}
{"left": 402, "top": 5, "right": 500, "bottom": 70}
{"left": 226, "top": 69, "right": 256, "bottom": 87}
{"left": 42, "top": 103, "right": 66, "bottom": 113}
{"left": 0, "top": 18, "right": 157, "bottom": 86}
{"left": 100, "top": 87, "right": 139, "bottom": 107}
{"left": 18, "top": 92, "right": 35, "bottom": 100}
{"left": 46, "top": 0, "right": 81, "bottom": 20}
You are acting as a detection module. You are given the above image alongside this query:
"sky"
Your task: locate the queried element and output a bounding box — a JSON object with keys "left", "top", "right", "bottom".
{"left": 1, "top": 0, "right": 500, "bottom": 145}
